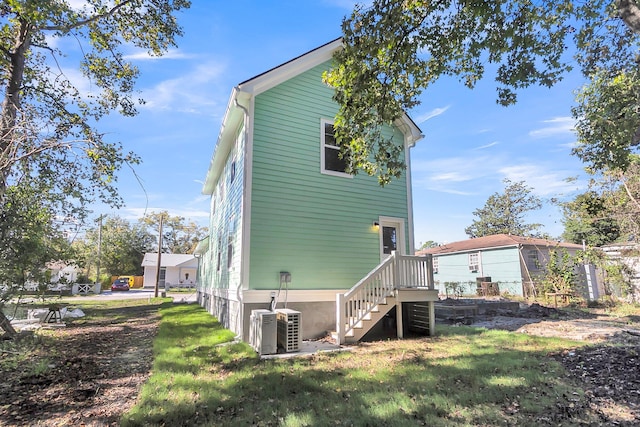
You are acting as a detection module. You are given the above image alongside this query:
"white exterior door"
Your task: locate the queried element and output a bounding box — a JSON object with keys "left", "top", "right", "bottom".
{"left": 379, "top": 217, "right": 406, "bottom": 261}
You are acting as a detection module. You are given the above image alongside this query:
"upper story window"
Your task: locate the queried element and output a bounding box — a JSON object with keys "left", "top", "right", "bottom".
{"left": 321, "top": 119, "right": 352, "bottom": 178}
{"left": 230, "top": 160, "right": 237, "bottom": 184}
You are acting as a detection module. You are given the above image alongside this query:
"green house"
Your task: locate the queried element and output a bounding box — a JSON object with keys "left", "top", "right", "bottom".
{"left": 195, "top": 39, "right": 437, "bottom": 346}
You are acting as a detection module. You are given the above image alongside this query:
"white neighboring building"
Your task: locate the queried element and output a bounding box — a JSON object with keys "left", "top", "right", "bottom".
{"left": 141, "top": 253, "right": 198, "bottom": 288}
{"left": 600, "top": 243, "right": 640, "bottom": 300}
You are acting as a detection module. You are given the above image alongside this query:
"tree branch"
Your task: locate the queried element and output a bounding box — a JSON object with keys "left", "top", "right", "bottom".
{"left": 41, "top": 0, "right": 135, "bottom": 32}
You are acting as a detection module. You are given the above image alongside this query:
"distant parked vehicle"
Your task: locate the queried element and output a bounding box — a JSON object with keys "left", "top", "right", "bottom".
{"left": 111, "top": 278, "right": 130, "bottom": 292}
{"left": 116, "top": 276, "right": 135, "bottom": 287}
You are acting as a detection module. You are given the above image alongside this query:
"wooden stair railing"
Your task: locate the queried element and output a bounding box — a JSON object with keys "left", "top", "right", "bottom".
{"left": 335, "top": 252, "right": 433, "bottom": 344}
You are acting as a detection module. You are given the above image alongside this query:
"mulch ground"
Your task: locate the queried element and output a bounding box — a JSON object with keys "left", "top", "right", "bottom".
{"left": 1, "top": 301, "right": 639, "bottom": 426}
{"left": 0, "top": 304, "right": 159, "bottom": 427}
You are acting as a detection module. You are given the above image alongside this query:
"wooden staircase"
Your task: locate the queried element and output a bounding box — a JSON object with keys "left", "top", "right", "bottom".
{"left": 333, "top": 252, "right": 437, "bottom": 344}
{"left": 337, "top": 295, "right": 396, "bottom": 343}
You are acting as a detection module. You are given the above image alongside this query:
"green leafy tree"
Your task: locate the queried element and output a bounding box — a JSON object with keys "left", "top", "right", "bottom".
{"left": 325, "top": 0, "right": 640, "bottom": 182}
{"left": 419, "top": 240, "right": 440, "bottom": 250}
{"left": 0, "top": 182, "right": 73, "bottom": 336}
{"left": 141, "top": 211, "right": 207, "bottom": 254}
{"left": 0, "top": 0, "right": 190, "bottom": 216}
{"left": 601, "top": 159, "right": 640, "bottom": 241}
{"left": 75, "top": 216, "right": 155, "bottom": 279}
{"left": 0, "top": 1, "right": 189, "bottom": 335}
{"left": 465, "top": 179, "right": 543, "bottom": 238}
{"left": 572, "top": 69, "right": 640, "bottom": 173}
{"left": 561, "top": 191, "right": 620, "bottom": 246}
{"left": 539, "top": 248, "right": 579, "bottom": 296}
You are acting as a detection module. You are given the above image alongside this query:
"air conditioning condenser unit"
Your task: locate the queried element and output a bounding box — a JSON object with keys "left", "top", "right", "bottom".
{"left": 250, "top": 309, "right": 277, "bottom": 355}
{"left": 276, "top": 308, "right": 301, "bottom": 352}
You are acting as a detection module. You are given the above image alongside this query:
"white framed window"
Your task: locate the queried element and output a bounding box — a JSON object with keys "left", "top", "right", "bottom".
{"left": 230, "top": 160, "right": 237, "bottom": 183}
{"left": 320, "top": 119, "right": 352, "bottom": 178}
{"left": 468, "top": 252, "right": 479, "bottom": 272}
{"left": 227, "top": 237, "right": 234, "bottom": 269}
{"left": 433, "top": 257, "right": 439, "bottom": 274}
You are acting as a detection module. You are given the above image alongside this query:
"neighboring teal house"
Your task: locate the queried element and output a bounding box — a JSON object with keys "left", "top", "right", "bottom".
{"left": 195, "top": 39, "right": 437, "bottom": 345}
{"left": 419, "top": 234, "right": 586, "bottom": 298}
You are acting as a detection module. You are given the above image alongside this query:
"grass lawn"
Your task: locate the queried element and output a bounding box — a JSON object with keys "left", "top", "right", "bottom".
{"left": 122, "top": 303, "right": 594, "bottom": 427}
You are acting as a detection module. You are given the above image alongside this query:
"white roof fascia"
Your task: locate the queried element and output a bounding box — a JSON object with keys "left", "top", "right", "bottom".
{"left": 238, "top": 38, "right": 342, "bottom": 96}
{"left": 202, "top": 37, "right": 423, "bottom": 192}
{"left": 202, "top": 89, "right": 250, "bottom": 194}
{"left": 395, "top": 112, "right": 423, "bottom": 148}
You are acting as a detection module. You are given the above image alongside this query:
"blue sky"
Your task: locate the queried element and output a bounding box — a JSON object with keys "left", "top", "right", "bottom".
{"left": 83, "top": 1, "right": 588, "bottom": 247}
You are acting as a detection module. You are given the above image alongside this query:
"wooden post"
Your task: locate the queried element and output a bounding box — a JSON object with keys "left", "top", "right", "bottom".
{"left": 336, "top": 293, "right": 345, "bottom": 345}
{"left": 428, "top": 301, "right": 436, "bottom": 336}
{"left": 396, "top": 299, "right": 404, "bottom": 339}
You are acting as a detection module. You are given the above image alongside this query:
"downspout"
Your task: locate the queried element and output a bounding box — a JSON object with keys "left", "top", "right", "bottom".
{"left": 234, "top": 91, "right": 249, "bottom": 341}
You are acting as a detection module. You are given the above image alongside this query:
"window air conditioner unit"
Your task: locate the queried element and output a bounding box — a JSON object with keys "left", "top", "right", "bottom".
{"left": 249, "top": 309, "right": 277, "bottom": 355}
{"left": 276, "top": 308, "right": 301, "bottom": 352}
{"left": 469, "top": 265, "right": 479, "bottom": 272}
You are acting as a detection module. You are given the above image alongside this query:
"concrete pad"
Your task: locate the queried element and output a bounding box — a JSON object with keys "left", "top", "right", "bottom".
{"left": 260, "top": 340, "right": 350, "bottom": 359}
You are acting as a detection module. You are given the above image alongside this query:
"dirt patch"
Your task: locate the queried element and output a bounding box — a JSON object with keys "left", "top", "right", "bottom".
{"left": 461, "top": 301, "right": 640, "bottom": 426}
{"left": 0, "top": 303, "right": 160, "bottom": 427}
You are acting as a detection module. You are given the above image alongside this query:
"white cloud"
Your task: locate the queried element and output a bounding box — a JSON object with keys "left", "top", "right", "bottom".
{"left": 499, "top": 164, "right": 584, "bottom": 196}
{"left": 123, "top": 49, "right": 195, "bottom": 61}
{"left": 414, "top": 105, "right": 450, "bottom": 124}
{"left": 475, "top": 141, "right": 499, "bottom": 150}
{"left": 412, "top": 153, "right": 585, "bottom": 198}
{"left": 557, "top": 141, "right": 579, "bottom": 150}
{"left": 528, "top": 116, "right": 575, "bottom": 139}
{"left": 139, "top": 60, "right": 226, "bottom": 113}
{"left": 412, "top": 155, "right": 499, "bottom": 195}
{"left": 431, "top": 171, "right": 471, "bottom": 182}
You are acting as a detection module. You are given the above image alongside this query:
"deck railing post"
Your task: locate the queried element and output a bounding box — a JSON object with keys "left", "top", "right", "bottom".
{"left": 336, "top": 293, "right": 345, "bottom": 345}
{"left": 392, "top": 251, "right": 400, "bottom": 288}
{"left": 426, "top": 254, "right": 434, "bottom": 289}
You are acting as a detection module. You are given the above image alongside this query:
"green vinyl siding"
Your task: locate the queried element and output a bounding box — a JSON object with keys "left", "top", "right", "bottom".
{"left": 199, "top": 124, "right": 245, "bottom": 293}
{"left": 249, "top": 61, "right": 410, "bottom": 290}
{"left": 434, "top": 247, "right": 524, "bottom": 296}
{"left": 479, "top": 248, "right": 523, "bottom": 292}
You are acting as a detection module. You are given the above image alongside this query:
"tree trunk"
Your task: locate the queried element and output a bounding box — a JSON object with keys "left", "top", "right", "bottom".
{"left": 0, "top": 18, "right": 32, "bottom": 199}
{"left": 617, "top": 0, "right": 640, "bottom": 34}
{"left": 0, "top": 309, "right": 17, "bottom": 338}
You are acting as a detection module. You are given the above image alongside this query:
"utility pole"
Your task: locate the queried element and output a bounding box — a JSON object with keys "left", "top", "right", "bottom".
{"left": 154, "top": 214, "right": 164, "bottom": 298}
{"left": 96, "top": 215, "right": 105, "bottom": 285}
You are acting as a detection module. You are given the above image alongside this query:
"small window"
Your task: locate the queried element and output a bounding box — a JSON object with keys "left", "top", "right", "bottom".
{"left": 216, "top": 238, "right": 222, "bottom": 271}
{"left": 468, "top": 253, "right": 479, "bottom": 272}
{"left": 433, "top": 257, "right": 439, "bottom": 274}
{"left": 321, "top": 120, "right": 352, "bottom": 177}
{"left": 230, "top": 160, "right": 237, "bottom": 183}
{"left": 527, "top": 250, "right": 540, "bottom": 269}
{"left": 227, "top": 241, "right": 233, "bottom": 269}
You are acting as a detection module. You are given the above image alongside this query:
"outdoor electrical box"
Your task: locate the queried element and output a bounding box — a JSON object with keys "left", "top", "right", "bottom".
{"left": 250, "top": 309, "right": 277, "bottom": 355}
{"left": 276, "top": 309, "right": 302, "bottom": 352}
